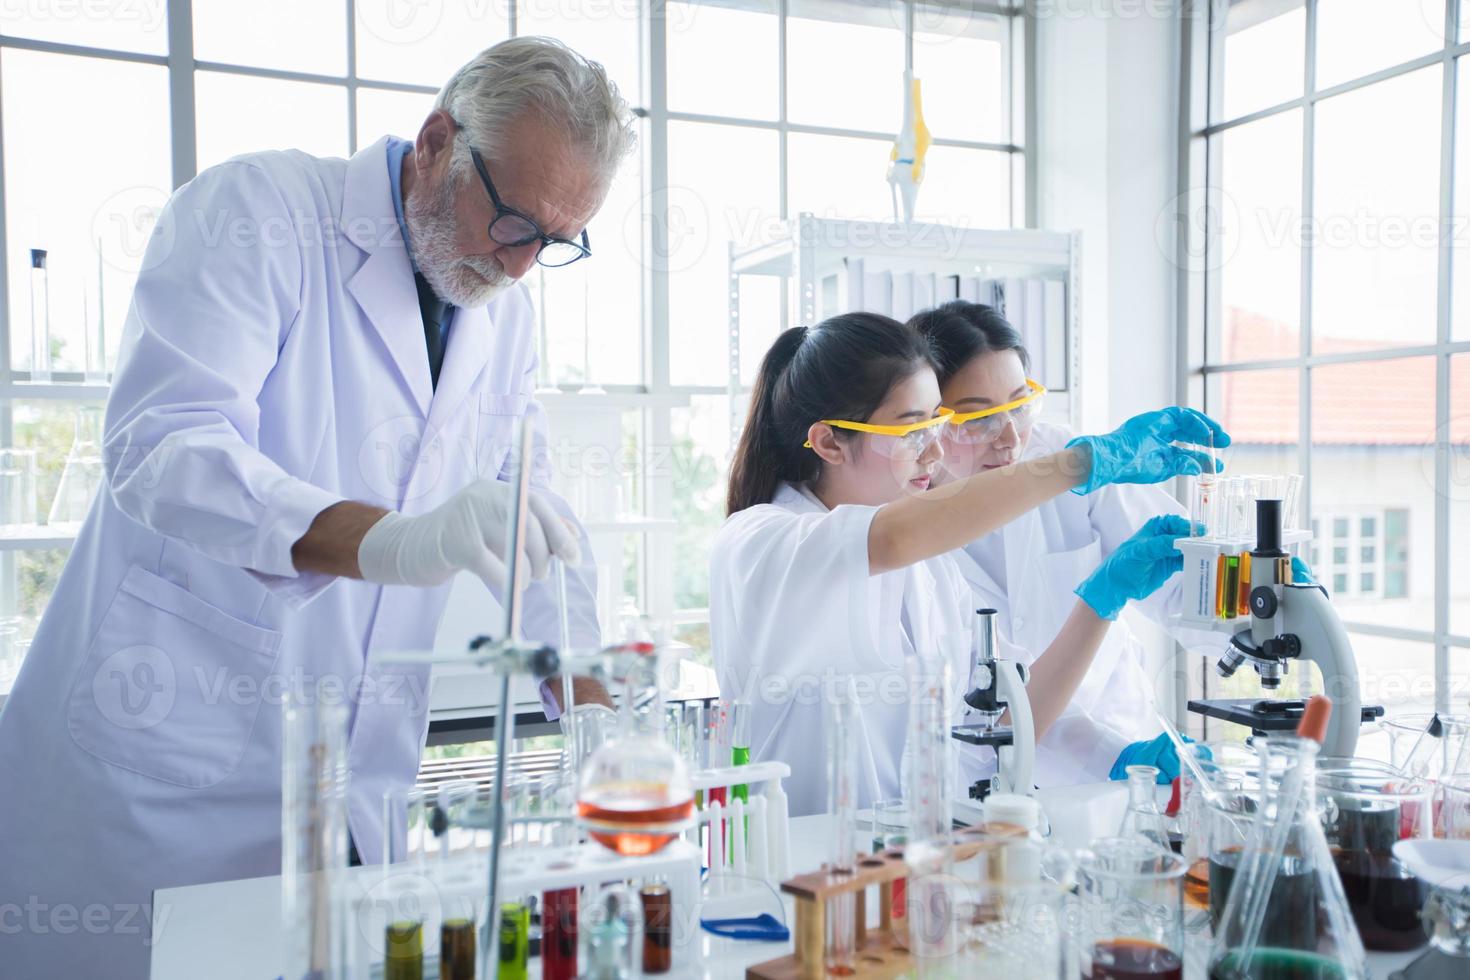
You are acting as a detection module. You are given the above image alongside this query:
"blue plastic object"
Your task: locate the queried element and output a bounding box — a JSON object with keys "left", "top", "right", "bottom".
{"left": 1067, "top": 407, "right": 1230, "bottom": 495}
{"left": 1075, "top": 515, "right": 1193, "bottom": 621}
{"left": 700, "top": 912, "right": 791, "bottom": 942}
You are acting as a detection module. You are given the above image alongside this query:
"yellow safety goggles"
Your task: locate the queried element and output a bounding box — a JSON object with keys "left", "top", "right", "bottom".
{"left": 804, "top": 407, "right": 955, "bottom": 459}
{"left": 944, "top": 379, "right": 1046, "bottom": 445}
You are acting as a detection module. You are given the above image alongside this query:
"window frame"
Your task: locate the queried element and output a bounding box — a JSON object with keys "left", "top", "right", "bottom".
{"left": 1177, "top": 0, "right": 1470, "bottom": 715}
{"left": 0, "top": 1, "right": 1033, "bottom": 645}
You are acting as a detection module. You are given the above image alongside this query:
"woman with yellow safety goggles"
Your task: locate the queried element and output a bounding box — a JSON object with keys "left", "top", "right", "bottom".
{"left": 910, "top": 300, "right": 1227, "bottom": 788}
{"left": 709, "top": 310, "right": 1230, "bottom": 816}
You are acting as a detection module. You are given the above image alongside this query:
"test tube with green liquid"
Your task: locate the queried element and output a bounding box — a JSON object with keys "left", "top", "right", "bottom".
{"left": 730, "top": 701, "right": 751, "bottom": 859}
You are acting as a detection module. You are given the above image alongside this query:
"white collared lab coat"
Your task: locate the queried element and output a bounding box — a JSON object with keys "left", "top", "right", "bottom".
{"left": 0, "top": 137, "right": 599, "bottom": 979}
{"left": 950, "top": 421, "right": 1187, "bottom": 787}
{"left": 710, "top": 482, "right": 1003, "bottom": 818}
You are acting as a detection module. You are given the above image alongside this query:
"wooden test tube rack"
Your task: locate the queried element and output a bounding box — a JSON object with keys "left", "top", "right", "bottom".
{"left": 746, "top": 823, "right": 1027, "bottom": 980}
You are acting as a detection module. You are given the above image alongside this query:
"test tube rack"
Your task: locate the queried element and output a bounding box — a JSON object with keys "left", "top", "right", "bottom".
{"left": 745, "top": 823, "right": 1026, "bottom": 980}
{"left": 350, "top": 837, "right": 702, "bottom": 977}
{"left": 689, "top": 760, "right": 792, "bottom": 901}
{"left": 1175, "top": 528, "right": 1311, "bottom": 629}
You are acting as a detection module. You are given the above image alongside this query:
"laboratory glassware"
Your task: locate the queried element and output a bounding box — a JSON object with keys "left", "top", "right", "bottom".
{"left": 87, "top": 242, "right": 108, "bottom": 382}
{"left": 282, "top": 699, "right": 351, "bottom": 980}
{"left": 575, "top": 645, "right": 695, "bottom": 856}
{"left": 0, "top": 448, "right": 38, "bottom": 526}
{"left": 960, "top": 836, "right": 1072, "bottom": 980}
{"left": 581, "top": 883, "right": 643, "bottom": 980}
{"left": 1077, "top": 837, "right": 1187, "bottom": 980}
{"left": 48, "top": 405, "right": 105, "bottom": 525}
{"left": 1207, "top": 735, "right": 1368, "bottom": 980}
{"left": 904, "top": 650, "right": 957, "bottom": 975}
{"left": 440, "top": 916, "right": 476, "bottom": 980}
{"left": 29, "top": 249, "right": 50, "bottom": 382}
{"left": 872, "top": 798, "right": 910, "bottom": 944}
{"left": 640, "top": 883, "right": 672, "bottom": 974}
{"left": 1117, "top": 765, "right": 1172, "bottom": 853}
{"left": 826, "top": 680, "right": 860, "bottom": 976}
{"left": 384, "top": 920, "right": 424, "bottom": 980}
{"left": 497, "top": 901, "right": 529, "bottom": 980}
{"left": 1317, "top": 760, "right": 1433, "bottom": 951}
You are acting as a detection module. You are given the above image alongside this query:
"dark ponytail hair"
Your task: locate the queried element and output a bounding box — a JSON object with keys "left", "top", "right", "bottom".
{"left": 906, "top": 300, "right": 1030, "bottom": 385}
{"left": 726, "top": 312, "right": 935, "bottom": 515}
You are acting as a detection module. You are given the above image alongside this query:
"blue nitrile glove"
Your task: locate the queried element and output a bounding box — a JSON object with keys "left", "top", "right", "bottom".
{"left": 1110, "top": 731, "right": 1190, "bottom": 783}
{"left": 1066, "top": 407, "right": 1231, "bottom": 495}
{"left": 1075, "top": 515, "right": 1194, "bottom": 620}
{"left": 1291, "top": 556, "right": 1315, "bottom": 586}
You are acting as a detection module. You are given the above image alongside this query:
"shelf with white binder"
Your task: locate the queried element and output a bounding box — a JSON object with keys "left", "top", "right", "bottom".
{"left": 727, "top": 214, "right": 1082, "bottom": 440}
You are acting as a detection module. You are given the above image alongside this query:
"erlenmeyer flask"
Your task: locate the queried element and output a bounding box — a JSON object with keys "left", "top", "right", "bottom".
{"left": 1118, "top": 764, "right": 1172, "bottom": 852}
{"left": 1208, "top": 735, "right": 1368, "bottom": 980}
{"left": 576, "top": 645, "right": 694, "bottom": 856}
{"left": 48, "top": 405, "right": 104, "bottom": 525}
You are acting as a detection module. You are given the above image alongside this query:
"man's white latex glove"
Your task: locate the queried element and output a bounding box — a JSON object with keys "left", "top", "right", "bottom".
{"left": 357, "top": 479, "right": 581, "bottom": 592}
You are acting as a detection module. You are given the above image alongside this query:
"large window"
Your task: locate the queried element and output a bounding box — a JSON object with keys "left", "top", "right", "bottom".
{"left": 0, "top": 2, "right": 1029, "bottom": 685}
{"left": 1181, "top": 0, "right": 1470, "bottom": 717}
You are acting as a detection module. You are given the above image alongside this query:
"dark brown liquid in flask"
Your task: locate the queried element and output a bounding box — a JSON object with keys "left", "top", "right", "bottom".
{"left": 1333, "top": 850, "right": 1427, "bottom": 952}
{"left": 1328, "top": 796, "right": 1428, "bottom": 951}
{"left": 1208, "top": 847, "right": 1317, "bottom": 947}
{"left": 1085, "top": 939, "right": 1182, "bottom": 980}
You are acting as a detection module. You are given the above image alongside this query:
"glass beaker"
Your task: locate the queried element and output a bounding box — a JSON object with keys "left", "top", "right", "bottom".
{"left": 1439, "top": 776, "right": 1470, "bottom": 840}
{"left": 1118, "top": 765, "right": 1172, "bottom": 853}
{"left": 1317, "top": 760, "right": 1433, "bottom": 951}
{"left": 576, "top": 648, "right": 694, "bottom": 856}
{"left": 48, "top": 405, "right": 105, "bottom": 525}
{"left": 1076, "top": 837, "right": 1186, "bottom": 980}
{"left": 1207, "top": 736, "right": 1368, "bottom": 980}
{"left": 0, "top": 448, "right": 38, "bottom": 526}
{"left": 957, "top": 836, "right": 1073, "bottom": 980}
{"left": 1393, "top": 714, "right": 1470, "bottom": 783}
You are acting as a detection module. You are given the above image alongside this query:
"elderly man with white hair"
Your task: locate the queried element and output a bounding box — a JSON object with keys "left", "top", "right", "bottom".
{"left": 0, "top": 37, "right": 629, "bottom": 978}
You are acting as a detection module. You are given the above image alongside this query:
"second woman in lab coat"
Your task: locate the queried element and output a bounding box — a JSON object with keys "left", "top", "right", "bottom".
{"left": 709, "top": 312, "right": 1226, "bottom": 815}
{"left": 910, "top": 300, "right": 1199, "bottom": 787}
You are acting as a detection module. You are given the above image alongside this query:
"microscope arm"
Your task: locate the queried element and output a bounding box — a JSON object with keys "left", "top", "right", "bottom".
{"left": 1280, "top": 583, "right": 1361, "bottom": 758}
{"left": 994, "top": 661, "right": 1036, "bottom": 796}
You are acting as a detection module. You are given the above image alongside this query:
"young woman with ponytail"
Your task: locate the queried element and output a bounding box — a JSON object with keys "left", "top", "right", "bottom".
{"left": 709, "top": 312, "right": 1228, "bottom": 815}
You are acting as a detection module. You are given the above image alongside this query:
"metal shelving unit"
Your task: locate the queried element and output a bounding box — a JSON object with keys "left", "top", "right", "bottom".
{"left": 726, "top": 213, "right": 1082, "bottom": 442}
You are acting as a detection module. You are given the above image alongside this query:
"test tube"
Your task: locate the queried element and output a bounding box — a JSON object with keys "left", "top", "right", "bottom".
{"left": 29, "top": 249, "right": 50, "bottom": 383}
{"left": 825, "top": 683, "right": 860, "bottom": 977}
{"left": 382, "top": 787, "right": 426, "bottom": 868}
{"left": 730, "top": 700, "right": 751, "bottom": 859}
{"left": 639, "top": 884, "right": 672, "bottom": 974}
{"left": 497, "top": 902, "right": 530, "bottom": 980}
{"left": 440, "top": 918, "right": 476, "bottom": 980}
{"left": 1283, "top": 474, "right": 1304, "bottom": 532}
{"left": 385, "top": 921, "right": 425, "bottom": 980}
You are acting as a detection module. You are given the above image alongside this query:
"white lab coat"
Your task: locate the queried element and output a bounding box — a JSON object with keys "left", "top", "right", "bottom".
{"left": 949, "top": 421, "right": 1187, "bottom": 787}
{"left": 0, "top": 138, "right": 599, "bottom": 979}
{"left": 710, "top": 482, "right": 1003, "bottom": 818}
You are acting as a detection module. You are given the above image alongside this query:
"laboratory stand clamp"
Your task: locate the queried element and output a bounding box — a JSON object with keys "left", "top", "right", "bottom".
{"left": 1177, "top": 496, "right": 1383, "bottom": 757}
{"left": 951, "top": 608, "right": 1036, "bottom": 802}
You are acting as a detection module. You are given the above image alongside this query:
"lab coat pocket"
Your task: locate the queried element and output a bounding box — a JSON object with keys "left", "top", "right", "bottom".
{"left": 66, "top": 565, "right": 283, "bottom": 789}
{"left": 477, "top": 391, "right": 530, "bottom": 478}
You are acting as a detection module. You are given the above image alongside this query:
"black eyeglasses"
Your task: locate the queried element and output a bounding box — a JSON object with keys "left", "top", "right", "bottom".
{"left": 468, "top": 145, "right": 592, "bottom": 268}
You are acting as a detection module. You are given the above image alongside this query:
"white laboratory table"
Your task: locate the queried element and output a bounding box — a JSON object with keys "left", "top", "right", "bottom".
{"left": 149, "top": 784, "right": 1424, "bottom": 979}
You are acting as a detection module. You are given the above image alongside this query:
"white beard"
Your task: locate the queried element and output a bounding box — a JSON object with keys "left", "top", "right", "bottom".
{"left": 406, "top": 167, "right": 515, "bottom": 308}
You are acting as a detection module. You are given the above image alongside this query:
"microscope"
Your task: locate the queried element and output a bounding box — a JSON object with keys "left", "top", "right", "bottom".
{"left": 952, "top": 608, "right": 1037, "bottom": 801}
{"left": 1177, "top": 497, "right": 1382, "bottom": 757}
